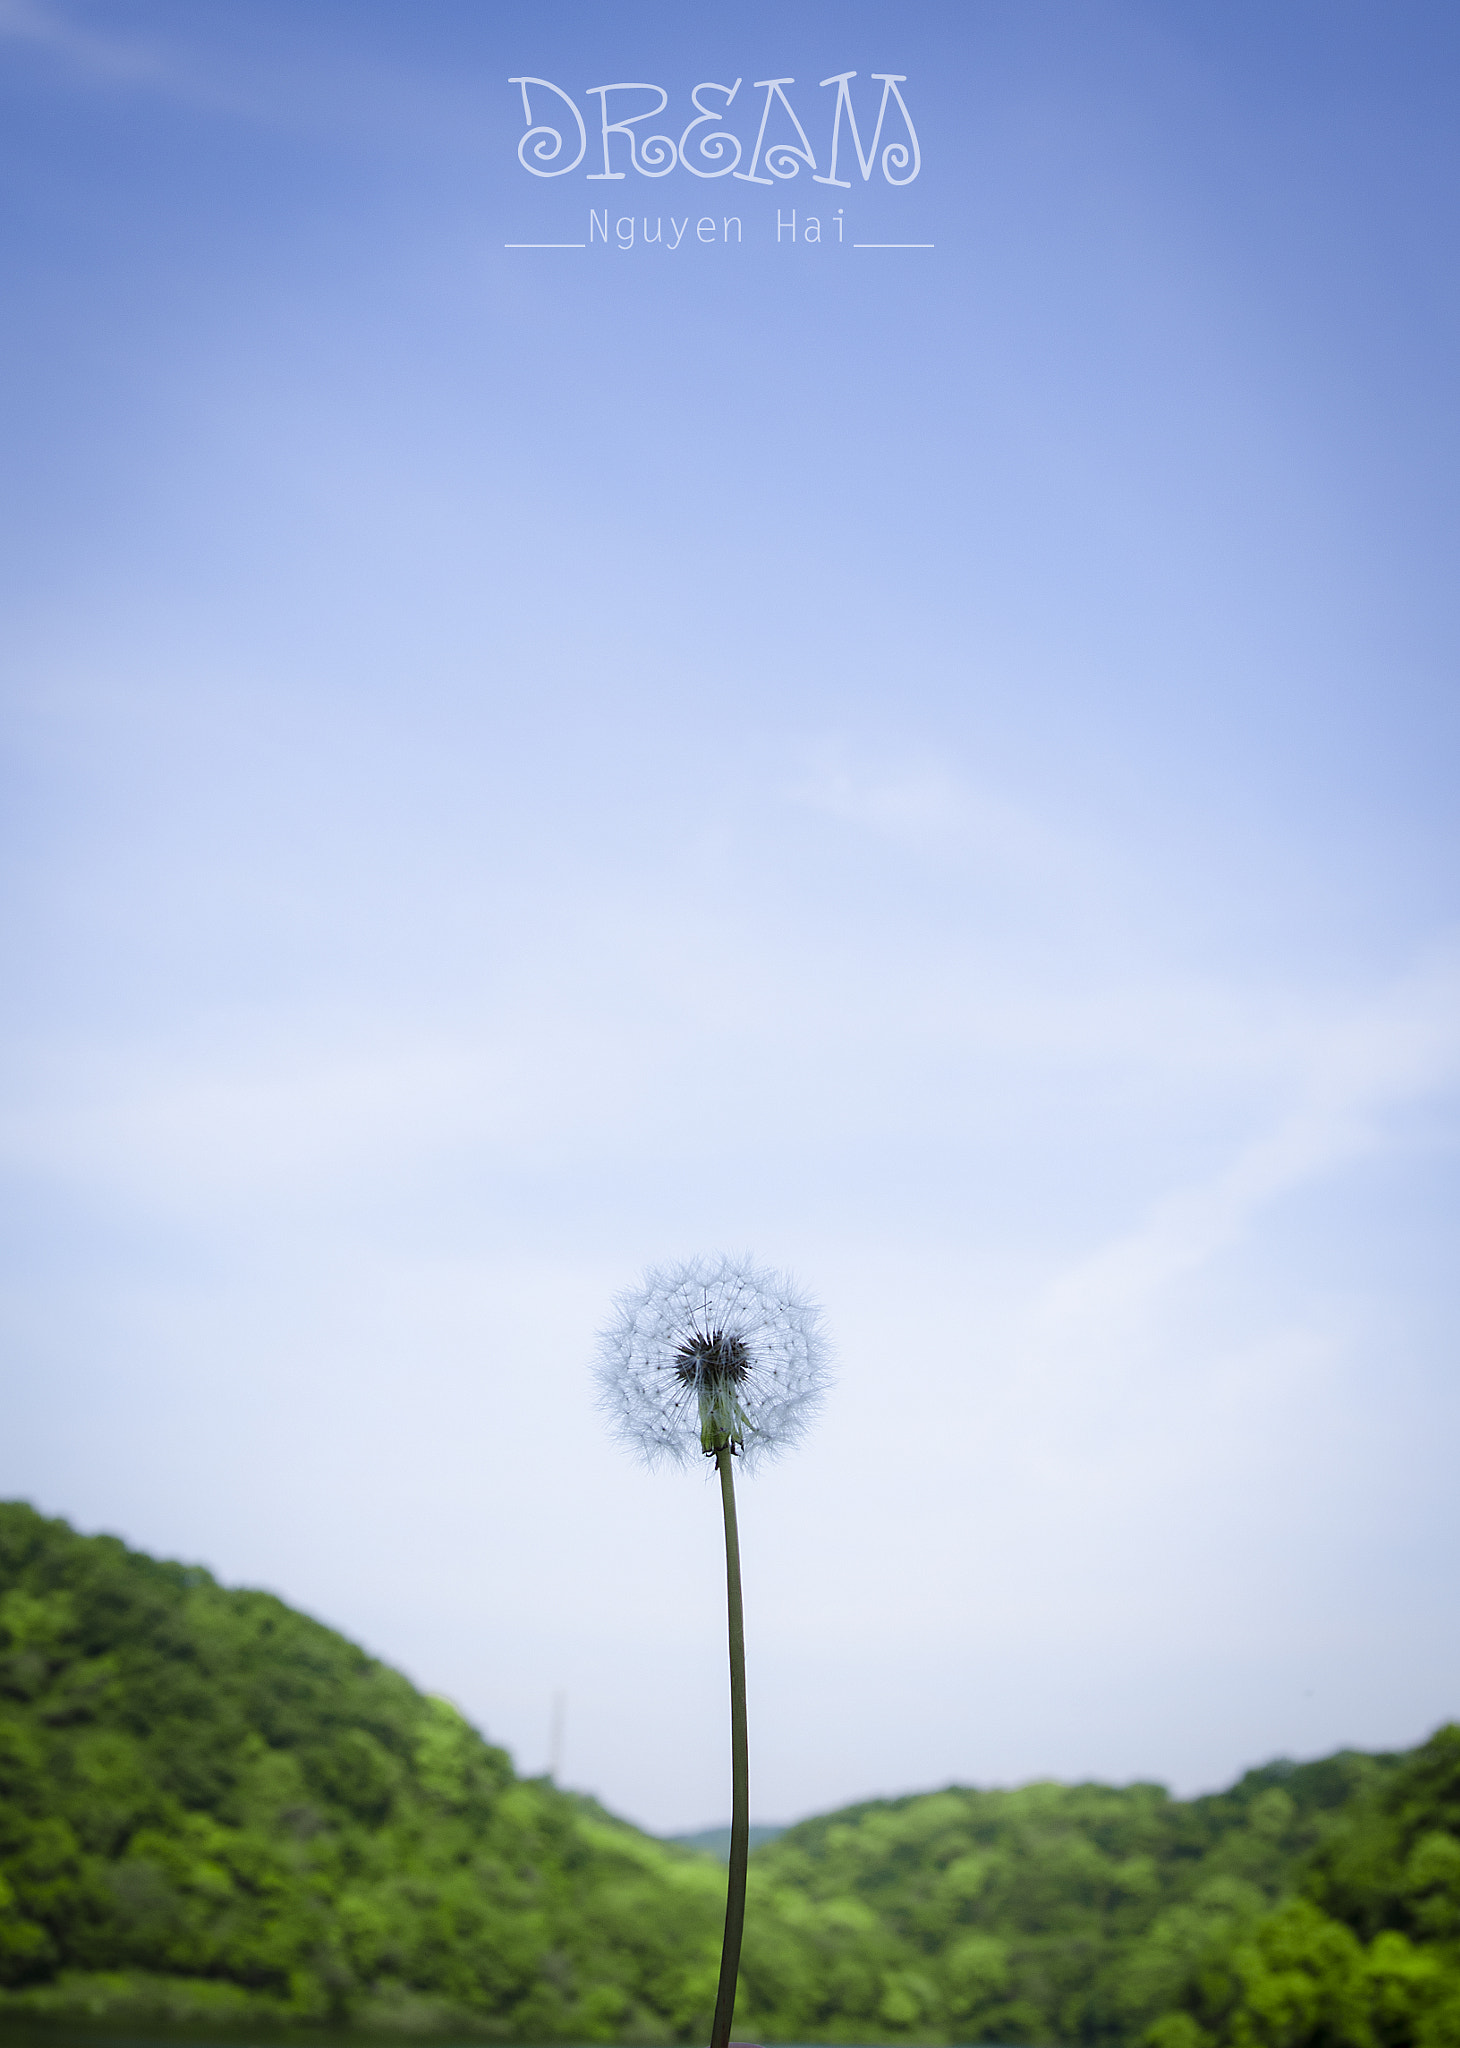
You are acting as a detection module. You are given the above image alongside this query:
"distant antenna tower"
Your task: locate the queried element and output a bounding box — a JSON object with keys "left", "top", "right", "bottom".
{"left": 549, "top": 1690, "right": 566, "bottom": 1782}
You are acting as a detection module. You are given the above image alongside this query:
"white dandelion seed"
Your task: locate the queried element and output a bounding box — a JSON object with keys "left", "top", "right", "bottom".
{"left": 593, "top": 1253, "right": 831, "bottom": 2048}
{"left": 595, "top": 1253, "right": 830, "bottom": 1474}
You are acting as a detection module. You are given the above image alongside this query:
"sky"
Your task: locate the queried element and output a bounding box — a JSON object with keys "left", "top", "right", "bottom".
{"left": 2, "top": 0, "right": 1458, "bottom": 1837}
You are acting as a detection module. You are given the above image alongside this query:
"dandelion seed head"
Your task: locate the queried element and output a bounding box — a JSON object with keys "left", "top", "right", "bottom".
{"left": 595, "top": 1254, "right": 830, "bottom": 1472}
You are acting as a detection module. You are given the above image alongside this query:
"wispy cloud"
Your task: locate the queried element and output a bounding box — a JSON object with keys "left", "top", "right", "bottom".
{"left": 793, "top": 751, "right": 967, "bottom": 844}
{"left": 0, "top": 0, "right": 490, "bottom": 140}
{"left": 1036, "top": 941, "right": 1460, "bottom": 1345}
{"left": 0, "top": 0, "right": 168, "bottom": 86}
{"left": 788, "top": 742, "right": 1088, "bottom": 891}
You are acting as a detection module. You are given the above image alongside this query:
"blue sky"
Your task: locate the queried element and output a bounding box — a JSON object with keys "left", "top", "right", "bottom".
{"left": 2, "top": 0, "right": 1458, "bottom": 1834}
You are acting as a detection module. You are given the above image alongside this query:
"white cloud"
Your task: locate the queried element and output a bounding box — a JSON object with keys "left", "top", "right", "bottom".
{"left": 789, "top": 741, "right": 1082, "bottom": 886}
{"left": 0, "top": 0, "right": 167, "bottom": 85}
{"left": 1036, "top": 939, "right": 1460, "bottom": 1350}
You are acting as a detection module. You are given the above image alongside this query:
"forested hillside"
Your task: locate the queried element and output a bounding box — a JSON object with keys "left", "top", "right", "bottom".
{"left": 733, "top": 1748, "right": 1402, "bottom": 2043}
{"left": 2, "top": 1501, "right": 1456, "bottom": 2047}
{"left": 1146, "top": 1725, "right": 1460, "bottom": 2048}
{"left": 0, "top": 1502, "right": 726, "bottom": 2037}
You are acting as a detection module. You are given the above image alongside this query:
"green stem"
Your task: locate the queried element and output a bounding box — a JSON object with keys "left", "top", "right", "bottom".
{"left": 709, "top": 1444, "right": 748, "bottom": 2048}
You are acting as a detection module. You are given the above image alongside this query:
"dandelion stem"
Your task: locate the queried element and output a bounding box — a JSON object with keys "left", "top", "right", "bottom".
{"left": 709, "top": 1443, "right": 748, "bottom": 2048}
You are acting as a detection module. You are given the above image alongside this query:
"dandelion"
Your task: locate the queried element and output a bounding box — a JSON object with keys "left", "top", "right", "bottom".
{"left": 596, "top": 1255, "right": 830, "bottom": 2048}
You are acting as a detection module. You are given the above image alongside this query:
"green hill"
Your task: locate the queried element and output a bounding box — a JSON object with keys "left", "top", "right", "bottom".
{"left": 2, "top": 1500, "right": 1456, "bottom": 2048}
{"left": 731, "top": 1749, "right": 1403, "bottom": 2044}
{"left": 667, "top": 1826, "right": 788, "bottom": 1862}
{"left": 1144, "top": 1725, "right": 1460, "bottom": 2048}
{"left": 0, "top": 1501, "right": 726, "bottom": 2038}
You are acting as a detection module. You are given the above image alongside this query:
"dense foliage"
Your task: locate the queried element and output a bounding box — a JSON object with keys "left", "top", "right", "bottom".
{"left": 733, "top": 1750, "right": 1401, "bottom": 2044}
{"left": 1144, "top": 1726, "right": 1460, "bottom": 2048}
{"left": 0, "top": 1502, "right": 726, "bottom": 2038}
{"left": 1, "top": 1501, "right": 1456, "bottom": 2047}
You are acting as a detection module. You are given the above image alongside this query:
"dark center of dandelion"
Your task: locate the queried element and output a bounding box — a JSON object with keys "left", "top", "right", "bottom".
{"left": 674, "top": 1328, "right": 750, "bottom": 1387}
